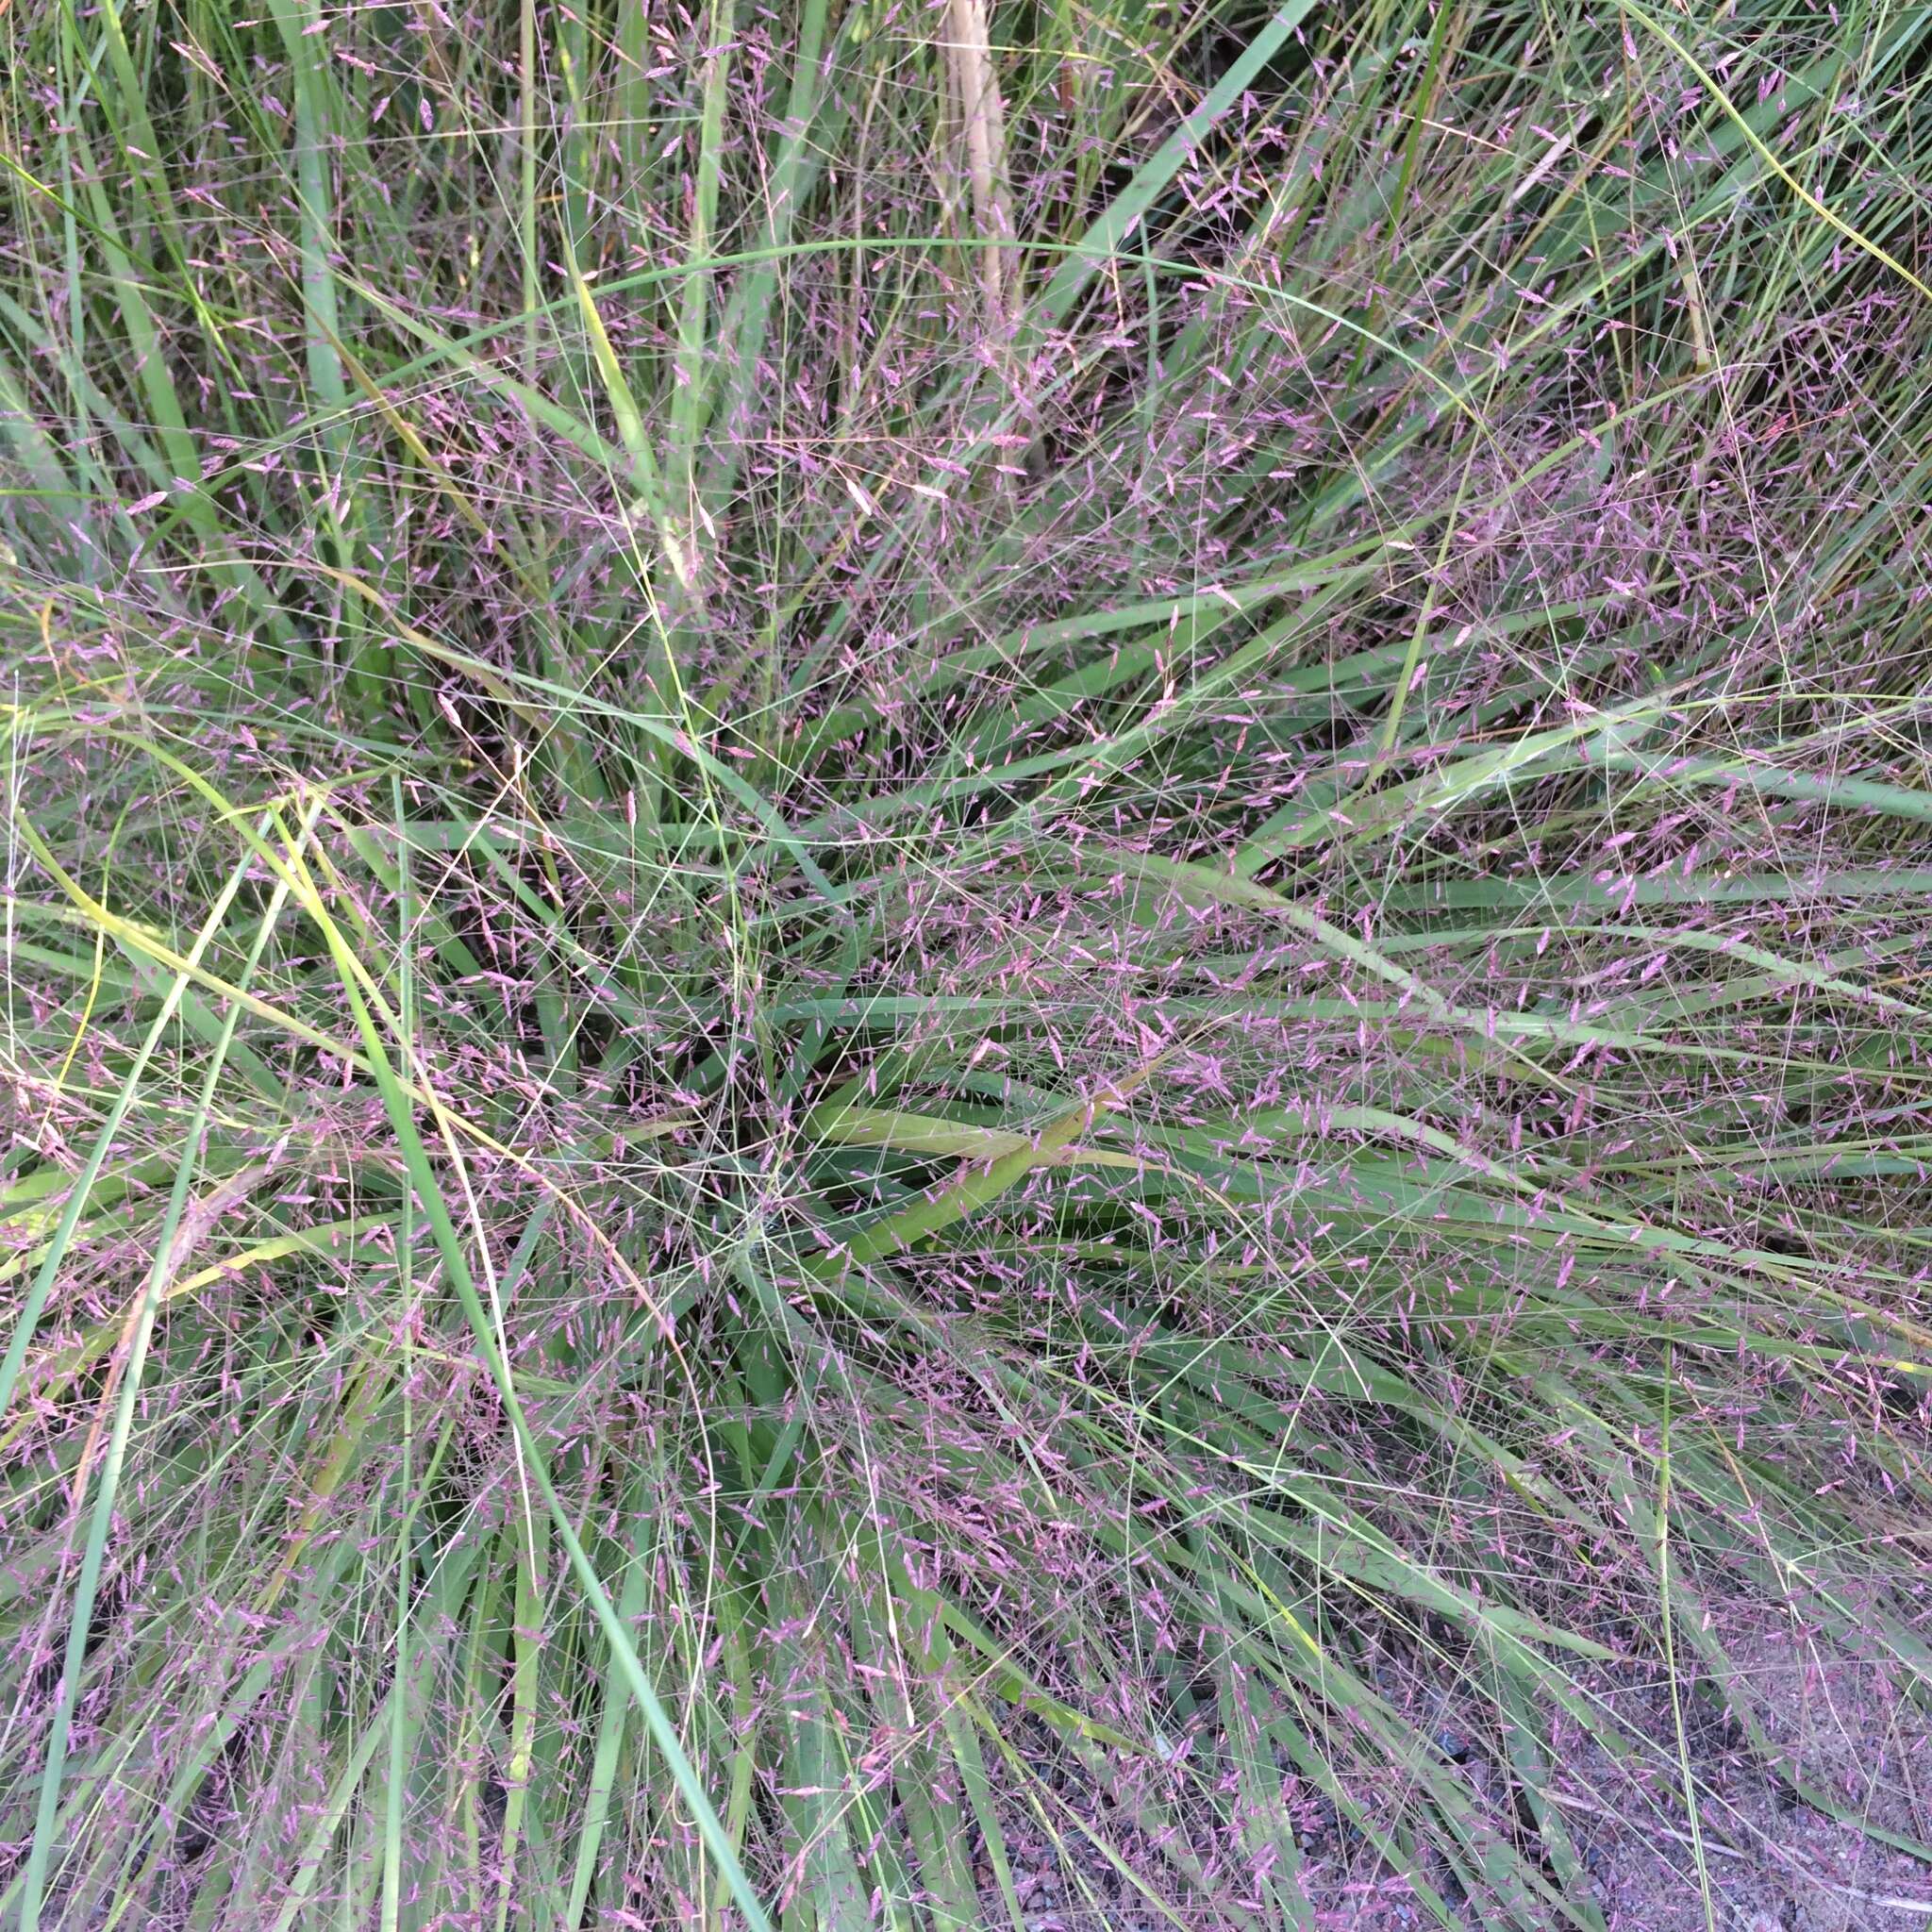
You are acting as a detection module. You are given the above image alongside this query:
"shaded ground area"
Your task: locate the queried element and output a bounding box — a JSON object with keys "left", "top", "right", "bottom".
{"left": 966, "top": 1601, "right": 1932, "bottom": 1931}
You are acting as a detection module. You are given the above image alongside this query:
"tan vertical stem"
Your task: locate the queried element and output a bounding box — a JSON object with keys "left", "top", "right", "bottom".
{"left": 943, "top": 0, "right": 1015, "bottom": 335}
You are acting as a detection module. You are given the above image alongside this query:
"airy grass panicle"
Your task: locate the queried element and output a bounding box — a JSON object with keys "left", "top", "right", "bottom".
{"left": 2, "top": 0, "right": 1930, "bottom": 1926}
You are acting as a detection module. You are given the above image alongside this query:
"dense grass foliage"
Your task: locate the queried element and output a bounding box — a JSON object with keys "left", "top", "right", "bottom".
{"left": 4, "top": 0, "right": 1932, "bottom": 1925}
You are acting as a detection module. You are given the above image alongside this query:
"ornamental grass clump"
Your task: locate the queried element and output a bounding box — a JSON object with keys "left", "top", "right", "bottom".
{"left": 2, "top": 0, "right": 1930, "bottom": 1926}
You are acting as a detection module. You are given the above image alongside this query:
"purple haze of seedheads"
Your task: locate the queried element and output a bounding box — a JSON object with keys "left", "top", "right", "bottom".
{"left": 3, "top": 2, "right": 1931, "bottom": 1927}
